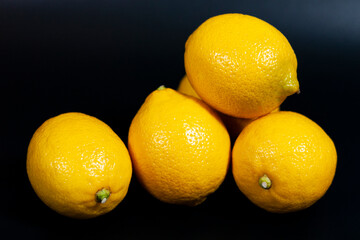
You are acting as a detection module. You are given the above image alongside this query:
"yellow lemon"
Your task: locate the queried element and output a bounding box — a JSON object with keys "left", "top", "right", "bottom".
{"left": 27, "top": 112, "right": 132, "bottom": 219}
{"left": 232, "top": 111, "right": 337, "bottom": 213}
{"left": 184, "top": 13, "right": 299, "bottom": 118}
{"left": 128, "top": 86, "right": 230, "bottom": 206}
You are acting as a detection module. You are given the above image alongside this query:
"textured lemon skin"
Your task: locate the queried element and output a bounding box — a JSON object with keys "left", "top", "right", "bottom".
{"left": 177, "top": 75, "right": 279, "bottom": 140}
{"left": 185, "top": 13, "right": 299, "bottom": 119}
{"left": 232, "top": 111, "right": 337, "bottom": 213}
{"left": 27, "top": 112, "right": 132, "bottom": 219}
{"left": 128, "top": 88, "right": 231, "bottom": 206}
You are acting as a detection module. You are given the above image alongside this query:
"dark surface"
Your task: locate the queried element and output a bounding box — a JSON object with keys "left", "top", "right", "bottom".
{"left": 1, "top": 1, "right": 359, "bottom": 239}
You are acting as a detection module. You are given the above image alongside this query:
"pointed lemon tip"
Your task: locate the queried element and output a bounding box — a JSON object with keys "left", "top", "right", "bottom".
{"left": 157, "top": 85, "right": 166, "bottom": 91}
{"left": 282, "top": 74, "right": 299, "bottom": 96}
{"left": 283, "top": 82, "right": 299, "bottom": 96}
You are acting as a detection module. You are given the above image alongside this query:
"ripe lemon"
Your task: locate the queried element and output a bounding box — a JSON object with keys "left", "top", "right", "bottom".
{"left": 232, "top": 111, "right": 337, "bottom": 213}
{"left": 177, "top": 75, "right": 279, "bottom": 140}
{"left": 184, "top": 13, "right": 299, "bottom": 118}
{"left": 27, "top": 112, "right": 132, "bottom": 219}
{"left": 128, "top": 86, "right": 231, "bottom": 206}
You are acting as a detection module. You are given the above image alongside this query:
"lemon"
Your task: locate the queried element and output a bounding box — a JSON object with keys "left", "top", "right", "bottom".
{"left": 184, "top": 13, "right": 299, "bottom": 118}
{"left": 27, "top": 112, "right": 132, "bottom": 219}
{"left": 128, "top": 86, "right": 230, "bottom": 206}
{"left": 232, "top": 111, "right": 337, "bottom": 213}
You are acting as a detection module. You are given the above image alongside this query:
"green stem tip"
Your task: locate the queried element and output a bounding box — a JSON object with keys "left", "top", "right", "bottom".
{"left": 96, "top": 188, "right": 111, "bottom": 204}
{"left": 259, "top": 174, "right": 272, "bottom": 190}
{"left": 157, "top": 85, "right": 166, "bottom": 90}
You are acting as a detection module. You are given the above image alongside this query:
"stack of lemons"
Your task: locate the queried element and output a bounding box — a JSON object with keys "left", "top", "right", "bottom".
{"left": 27, "top": 13, "right": 337, "bottom": 218}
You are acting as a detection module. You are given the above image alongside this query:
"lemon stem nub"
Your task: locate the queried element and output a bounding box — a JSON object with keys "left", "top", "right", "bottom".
{"left": 96, "top": 188, "right": 110, "bottom": 204}
{"left": 157, "top": 85, "right": 166, "bottom": 90}
{"left": 259, "top": 174, "right": 272, "bottom": 189}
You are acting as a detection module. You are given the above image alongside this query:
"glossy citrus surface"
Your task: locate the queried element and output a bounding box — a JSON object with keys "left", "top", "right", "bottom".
{"left": 184, "top": 13, "right": 299, "bottom": 118}
{"left": 27, "top": 112, "right": 132, "bottom": 219}
{"left": 128, "top": 87, "right": 230, "bottom": 205}
{"left": 232, "top": 111, "right": 337, "bottom": 213}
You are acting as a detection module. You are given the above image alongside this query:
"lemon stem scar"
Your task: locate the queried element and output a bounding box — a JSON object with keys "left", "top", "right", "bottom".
{"left": 259, "top": 174, "right": 272, "bottom": 189}
{"left": 96, "top": 188, "right": 110, "bottom": 204}
{"left": 157, "top": 85, "right": 166, "bottom": 90}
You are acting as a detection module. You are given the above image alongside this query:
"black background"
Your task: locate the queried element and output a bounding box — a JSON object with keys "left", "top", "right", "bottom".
{"left": 1, "top": 0, "right": 359, "bottom": 239}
